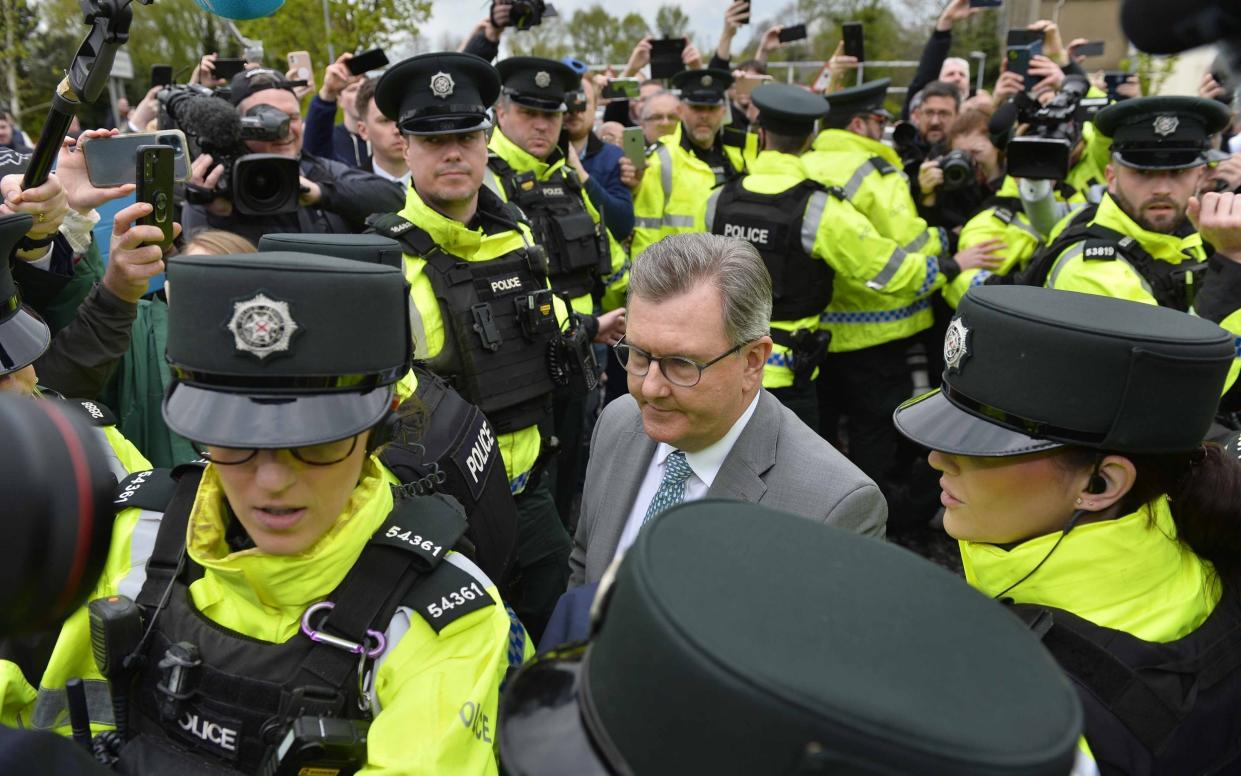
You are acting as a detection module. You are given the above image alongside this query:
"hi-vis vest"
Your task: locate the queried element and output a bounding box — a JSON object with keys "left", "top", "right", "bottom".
{"left": 110, "top": 466, "right": 500, "bottom": 775}
{"left": 487, "top": 156, "right": 608, "bottom": 300}
{"left": 708, "top": 180, "right": 835, "bottom": 320}
{"left": 369, "top": 213, "right": 559, "bottom": 435}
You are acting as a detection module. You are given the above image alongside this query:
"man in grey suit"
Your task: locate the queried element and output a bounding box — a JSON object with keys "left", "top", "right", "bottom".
{"left": 569, "top": 233, "right": 887, "bottom": 587}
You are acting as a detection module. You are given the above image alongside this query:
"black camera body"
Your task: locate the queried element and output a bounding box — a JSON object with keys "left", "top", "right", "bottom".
{"left": 938, "top": 149, "right": 976, "bottom": 192}
{"left": 493, "top": 0, "right": 557, "bottom": 30}
{"left": 1006, "top": 77, "right": 1107, "bottom": 180}
{"left": 158, "top": 86, "right": 301, "bottom": 216}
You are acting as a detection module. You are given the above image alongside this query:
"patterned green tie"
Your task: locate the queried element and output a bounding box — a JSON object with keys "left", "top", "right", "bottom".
{"left": 642, "top": 450, "right": 693, "bottom": 525}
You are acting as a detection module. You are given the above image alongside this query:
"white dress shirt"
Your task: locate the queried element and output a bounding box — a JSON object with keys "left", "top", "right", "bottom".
{"left": 371, "top": 161, "right": 411, "bottom": 188}
{"left": 612, "top": 392, "right": 761, "bottom": 560}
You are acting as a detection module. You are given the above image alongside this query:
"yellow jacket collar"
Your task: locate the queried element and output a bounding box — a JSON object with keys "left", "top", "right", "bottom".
{"left": 1095, "top": 193, "right": 1205, "bottom": 261}
{"left": 187, "top": 458, "right": 397, "bottom": 612}
{"left": 398, "top": 186, "right": 484, "bottom": 257}
{"left": 489, "top": 128, "right": 563, "bottom": 179}
{"left": 961, "top": 497, "right": 1219, "bottom": 642}
{"left": 812, "top": 128, "right": 902, "bottom": 168}
{"left": 749, "top": 150, "right": 811, "bottom": 178}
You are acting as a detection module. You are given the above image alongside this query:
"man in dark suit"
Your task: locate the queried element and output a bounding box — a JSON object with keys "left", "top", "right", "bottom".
{"left": 569, "top": 233, "right": 887, "bottom": 587}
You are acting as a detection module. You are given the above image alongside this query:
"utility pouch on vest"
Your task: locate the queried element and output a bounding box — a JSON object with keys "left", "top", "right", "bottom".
{"left": 471, "top": 303, "right": 503, "bottom": 352}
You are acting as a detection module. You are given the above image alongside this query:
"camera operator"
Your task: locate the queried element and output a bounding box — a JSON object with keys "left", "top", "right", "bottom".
{"left": 182, "top": 69, "right": 403, "bottom": 247}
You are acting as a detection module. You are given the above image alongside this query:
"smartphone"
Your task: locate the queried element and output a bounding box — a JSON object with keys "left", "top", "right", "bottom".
{"left": 286, "top": 50, "right": 313, "bottom": 83}
{"left": 968, "top": 0, "right": 1002, "bottom": 6}
{"left": 82, "top": 130, "right": 191, "bottom": 187}
{"left": 1104, "top": 72, "right": 1131, "bottom": 102}
{"left": 601, "top": 78, "right": 641, "bottom": 100}
{"left": 1006, "top": 41, "right": 1043, "bottom": 91}
{"left": 346, "top": 48, "right": 389, "bottom": 76}
{"left": 650, "top": 38, "right": 687, "bottom": 80}
{"left": 778, "top": 24, "right": 807, "bottom": 43}
{"left": 212, "top": 57, "right": 246, "bottom": 81}
{"left": 1075, "top": 40, "right": 1105, "bottom": 57}
{"left": 150, "top": 64, "right": 173, "bottom": 90}
{"left": 734, "top": 0, "right": 750, "bottom": 25}
{"left": 136, "top": 145, "right": 175, "bottom": 251}
{"left": 732, "top": 73, "right": 773, "bottom": 100}
{"left": 1006, "top": 29, "right": 1042, "bottom": 48}
{"left": 622, "top": 126, "right": 647, "bottom": 172}
{"left": 842, "top": 22, "right": 865, "bottom": 61}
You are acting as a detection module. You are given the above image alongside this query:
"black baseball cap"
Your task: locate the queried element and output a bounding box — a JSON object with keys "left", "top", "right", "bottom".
{"left": 228, "top": 68, "right": 306, "bottom": 106}
{"left": 894, "top": 285, "right": 1234, "bottom": 457}
{"left": 162, "top": 252, "right": 411, "bottom": 448}
{"left": 376, "top": 52, "right": 499, "bottom": 136}
{"left": 0, "top": 214, "right": 50, "bottom": 377}
{"left": 1095, "top": 95, "right": 1232, "bottom": 170}
{"left": 500, "top": 500, "right": 1083, "bottom": 775}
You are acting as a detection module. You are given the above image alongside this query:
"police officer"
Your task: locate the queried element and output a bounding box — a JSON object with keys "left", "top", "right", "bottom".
{"left": 488, "top": 56, "right": 629, "bottom": 316}
{"left": 0, "top": 213, "right": 149, "bottom": 479}
{"left": 498, "top": 500, "right": 1085, "bottom": 775}
{"left": 894, "top": 285, "right": 1241, "bottom": 773}
{"left": 804, "top": 79, "right": 993, "bottom": 498}
{"left": 367, "top": 52, "right": 584, "bottom": 641}
{"left": 0, "top": 251, "right": 527, "bottom": 773}
{"left": 703, "top": 83, "right": 992, "bottom": 428}
{"left": 629, "top": 69, "right": 758, "bottom": 258}
{"left": 488, "top": 56, "right": 628, "bottom": 521}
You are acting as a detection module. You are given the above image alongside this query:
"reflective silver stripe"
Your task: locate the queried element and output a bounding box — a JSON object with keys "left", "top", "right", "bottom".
{"left": 801, "top": 191, "right": 829, "bottom": 256}
{"left": 662, "top": 215, "right": 695, "bottom": 229}
{"left": 657, "top": 145, "right": 673, "bottom": 212}
{"left": 482, "top": 168, "right": 502, "bottom": 197}
{"left": 634, "top": 217, "right": 662, "bottom": 230}
{"left": 117, "top": 507, "right": 163, "bottom": 601}
{"left": 865, "top": 247, "right": 909, "bottom": 290}
{"left": 93, "top": 426, "right": 128, "bottom": 481}
{"left": 903, "top": 230, "right": 930, "bottom": 254}
{"left": 408, "top": 297, "right": 431, "bottom": 361}
{"left": 842, "top": 159, "right": 878, "bottom": 199}
{"left": 32, "top": 679, "right": 113, "bottom": 729}
{"left": 1046, "top": 243, "right": 1086, "bottom": 288}
{"left": 704, "top": 189, "right": 723, "bottom": 231}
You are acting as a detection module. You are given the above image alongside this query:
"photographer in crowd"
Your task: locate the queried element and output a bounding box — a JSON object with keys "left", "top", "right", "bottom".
{"left": 303, "top": 52, "right": 371, "bottom": 169}
{"left": 182, "top": 68, "right": 403, "bottom": 246}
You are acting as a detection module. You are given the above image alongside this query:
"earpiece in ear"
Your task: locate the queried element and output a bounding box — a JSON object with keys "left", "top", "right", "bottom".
{"left": 1087, "top": 474, "right": 1107, "bottom": 495}
{"left": 367, "top": 410, "right": 402, "bottom": 454}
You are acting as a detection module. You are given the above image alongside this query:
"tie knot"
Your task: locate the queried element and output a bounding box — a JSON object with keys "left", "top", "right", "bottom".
{"left": 664, "top": 450, "right": 693, "bottom": 483}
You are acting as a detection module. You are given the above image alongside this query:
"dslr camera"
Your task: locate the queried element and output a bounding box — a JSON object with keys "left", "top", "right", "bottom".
{"left": 1006, "top": 76, "right": 1107, "bottom": 180}
{"left": 936, "top": 149, "right": 976, "bottom": 192}
{"left": 491, "top": 0, "right": 558, "bottom": 31}
{"left": 158, "top": 85, "right": 301, "bottom": 216}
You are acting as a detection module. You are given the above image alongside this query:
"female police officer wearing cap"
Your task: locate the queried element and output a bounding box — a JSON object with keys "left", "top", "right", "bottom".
{"left": 894, "top": 284, "right": 1241, "bottom": 774}
{"left": 0, "top": 251, "right": 528, "bottom": 775}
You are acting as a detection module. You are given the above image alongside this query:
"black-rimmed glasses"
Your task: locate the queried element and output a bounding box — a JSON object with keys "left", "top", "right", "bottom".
{"left": 192, "top": 435, "right": 359, "bottom": 466}
{"left": 613, "top": 339, "right": 744, "bottom": 388}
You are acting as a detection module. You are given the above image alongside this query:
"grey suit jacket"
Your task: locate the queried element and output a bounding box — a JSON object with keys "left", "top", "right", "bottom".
{"left": 569, "top": 390, "right": 887, "bottom": 587}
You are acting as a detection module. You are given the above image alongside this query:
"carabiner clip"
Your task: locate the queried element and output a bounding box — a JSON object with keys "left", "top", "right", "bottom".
{"left": 300, "top": 602, "right": 386, "bottom": 658}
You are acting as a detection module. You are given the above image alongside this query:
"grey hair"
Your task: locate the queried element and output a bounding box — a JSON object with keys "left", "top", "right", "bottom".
{"left": 629, "top": 233, "right": 772, "bottom": 346}
{"left": 639, "top": 90, "right": 679, "bottom": 121}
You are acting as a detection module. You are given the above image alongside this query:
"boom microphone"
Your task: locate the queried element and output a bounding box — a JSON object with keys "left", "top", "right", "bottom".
{"left": 180, "top": 93, "right": 245, "bottom": 156}
{"left": 1122, "top": 0, "right": 1241, "bottom": 55}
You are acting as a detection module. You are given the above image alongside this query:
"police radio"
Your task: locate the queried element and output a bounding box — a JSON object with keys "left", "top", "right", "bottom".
{"left": 548, "top": 312, "right": 598, "bottom": 395}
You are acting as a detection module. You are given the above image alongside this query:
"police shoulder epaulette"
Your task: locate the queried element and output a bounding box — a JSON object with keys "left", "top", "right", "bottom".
{"left": 824, "top": 185, "right": 847, "bottom": 200}
{"left": 114, "top": 468, "right": 179, "bottom": 511}
{"left": 992, "top": 207, "right": 1015, "bottom": 226}
{"left": 1080, "top": 239, "right": 1120, "bottom": 261}
{"left": 366, "top": 212, "right": 416, "bottom": 239}
{"left": 68, "top": 398, "right": 117, "bottom": 427}
{"left": 720, "top": 126, "right": 748, "bottom": 148}
{"left": 868, "top": 156, "right": 897, "bottom": 175}
{"left": 404, "top": 552, "right": 497, "bottom": 633}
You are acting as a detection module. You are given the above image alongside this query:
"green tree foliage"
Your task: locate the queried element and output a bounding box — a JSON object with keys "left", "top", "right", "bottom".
{"left": 567, "top": 5, "right": 619, "bottom": 64}
{"left": 654, "top": 5, "right": 690, "bottom": 39}
{"left": 506, "top": 16, "right": 573, "bottom": 59}
{"left": 237, "top": 0, "right": 431, "bottom": 71}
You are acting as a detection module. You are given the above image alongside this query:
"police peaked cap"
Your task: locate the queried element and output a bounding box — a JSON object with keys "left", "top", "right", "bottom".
{"left": 672, "top": 68, "right": 733, "bottom": 106}
{"left": 163, "top": 253, "right": 412, "bottom": 449}
{"left": 1095, "top": 95, "right": 1232, "bottom": 170}
{"left": 822, "top": 78, "right": 892, "bottom": 127}
{"left": 258, "top": 232, "right": 405, "bottom": 270}
{"left": 496, "top": 56, "right": 579, "bottom": 112}
{"left": 499, "top": 500, "right": 1083, "bottom": 775}
{"left": 376, "top": 52, "right": 500, "bottom": 136}
{"left": 752, "top": 82, "right": 829, "bottom": 136}
{"left": 0, "top": 213, "right": 50, "bottom": 377}
{"left": 894, "top": 285, "right": 1234, "bottom": 457}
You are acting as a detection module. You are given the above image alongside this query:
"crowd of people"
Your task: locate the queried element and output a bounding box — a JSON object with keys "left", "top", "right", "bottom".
{"left": 2, "top": 0, "right": 1241, "bottom": 772}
